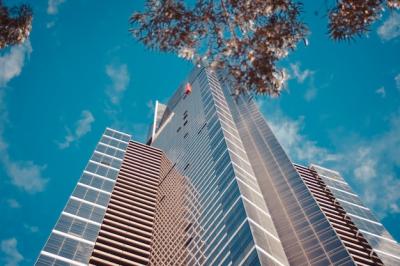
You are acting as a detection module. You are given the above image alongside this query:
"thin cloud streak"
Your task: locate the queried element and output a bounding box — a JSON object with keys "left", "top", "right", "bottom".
{"left": 146, "top": 100, "right": 155, "bottom": 118}
{"left": 376, "top": 86, "right": 386, "bottom": 98}
{"left": 24, "top": 224, "right": 39, "bottom": 233}
{"left": 290, "top": 62, "right": 314, "bottom": 83}
{"left": 47, "top": 0, "right": 66, "bottom": 15}
{"left": 57, "top": 110, "right": 95, "bottom": 149}
{"left": 289, "top": 62, "right": 317, "bottom": 101}
{"left": 0, "top": 40, "right": 32, "bottom": 87}
{"left": 1, "top": 238, "right": 23, "bottom": 266}
{"left": 377, "top": 12, "right": 400, "bottom": 41}
{"left": 46, "top": 21, "right": 56, "bottom": 29}
{"left": 395, "top": 73, "right": 400, "bottom": 91}
{"left": 304, "top": 84, "right": 317, "bottom": 101}
{"left": 0, "top": 53, "right": 48, "bottom": 194}
{"left": 3, "top": 160, "right": 48, "bottom": 193}
{"left": 346, "top": 112, "right": 400, "bottom": 216}
{"left": 259, "top": 102, "right": 400, "bottom": 218}
{"left": 105, "top": 63, "right": 130, "bottom": 104}
{"left": 6, "top": 199, "right": 21, "bottom": 209}
{"left": 266, "top": 110, "right": 341, "bottom": 165}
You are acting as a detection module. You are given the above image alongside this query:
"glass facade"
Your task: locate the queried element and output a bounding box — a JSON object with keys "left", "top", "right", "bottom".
{"left": 217, "top": 70, "right": 354, "bottom": 265}
{"left": 310, "top": 164, "right": 400, "bottom": 265}
{"left": 36, "top": 128, "right": 130, "bottom": 266}
{"left": 36, "top": 66, "right": 400, "bottom": 266}
{"left": 151, "top": 66, "right": 400, "bottom": 265}
{"left": 151, "top": 67, "right": 289, "bottom": 265}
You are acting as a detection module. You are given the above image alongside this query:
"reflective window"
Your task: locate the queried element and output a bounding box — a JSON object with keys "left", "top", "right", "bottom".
{"left": 79, "top": 172, "right": 114, "bottom": 192}
{"left": 43, "top": 233, "right": 93, "bottom": 263}
{"left": 64, "top": 198, "right": 105, "bottom": 223}
{"left": 85, "top": 162, "right": 119, "bottom": 180}
{"left": 95, "top": 143, "right": 125, "bottom": 159}
{"left": 55, "top": 214, "right": 100, "bottom": 242}
{"left": 104, "top": 129, "right": 130, "bottom": 142}
{"left": 72, "top": 185, "right": 110, "bottom": 206}
{"left": 91, "top": 152, "right": 121, "bottom": 169}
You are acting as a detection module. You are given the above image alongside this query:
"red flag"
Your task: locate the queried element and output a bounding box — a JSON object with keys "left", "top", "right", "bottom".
{"left": 185, "top": 83, "right": 192, "bottom": 95}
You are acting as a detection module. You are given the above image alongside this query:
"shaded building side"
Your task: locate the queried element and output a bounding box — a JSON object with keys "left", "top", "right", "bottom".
{"left": 89, "top": 141, "right": 163, "bottom": 265}
{"left": 149, "top": 152, "right": 204, "bottom": 265}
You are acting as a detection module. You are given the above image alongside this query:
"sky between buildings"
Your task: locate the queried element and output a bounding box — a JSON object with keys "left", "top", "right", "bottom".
{"left": 0, "top": 1, "right": 399, "bottom": 265}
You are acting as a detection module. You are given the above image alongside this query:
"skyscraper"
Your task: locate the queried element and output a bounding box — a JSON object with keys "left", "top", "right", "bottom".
{"left": 36, "top": 67, "right": 400, "bottom": 265}
{"left": 148, "top": 66, "right": 400, "bottom": 265}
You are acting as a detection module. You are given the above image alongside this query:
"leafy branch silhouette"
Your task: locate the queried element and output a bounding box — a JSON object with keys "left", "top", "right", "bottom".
{"left": 0, "top": 0, "right": 33, "bottom": 49}
{"left": 130, "top": 0, "right": 399, "bottom": 96}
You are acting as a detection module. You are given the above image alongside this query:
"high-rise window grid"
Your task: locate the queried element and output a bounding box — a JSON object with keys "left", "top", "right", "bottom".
{"left": 36, "top": 67, "right": 400, "bottom": 266}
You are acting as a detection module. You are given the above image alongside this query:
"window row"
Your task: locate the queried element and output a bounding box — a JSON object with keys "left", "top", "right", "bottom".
{"left": 323, "top": 178, "right": 353, "bottom": 194}
{"left": 95, "top": 143, "right": 125, "bottom": 159}
{"left": 64, "top": 198, "right": 105, "bottom": 223}
{"left": 91, "top": 152, "right": 122, "bottom": 169}
{"left": 72, "top": 184, "right": 110, "bottom": 206}
{"left": 104, "top": 129, "right": 130, "bottom": 142}
{"left": 79, "top": 172, "right": 115, "bottom": 192}
{"left": 55, "top": 214, "right": 100, "bottom": 242}
{"left": 37, "top": 254, "right": 73, "bottom": 266}
{"left": 100, "top": 135, "right": 128, "bottom": 150}
{"left": 85, "top": 161, "right": 119, "bottom": 180}
{"left": 43, "top": 233, "right": 93, "bottom": 263}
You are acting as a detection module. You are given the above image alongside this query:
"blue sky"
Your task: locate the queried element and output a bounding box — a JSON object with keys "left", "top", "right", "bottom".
{"left": 0, "top": 1, "right": 399, "bottom": 265}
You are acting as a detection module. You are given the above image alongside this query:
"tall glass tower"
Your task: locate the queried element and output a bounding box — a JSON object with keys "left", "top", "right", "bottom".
{"left": 36, "top": 67, "right": 400, "bottom": 265}
{"left": 149, "top": 67, "right": 400, "bottom": 265}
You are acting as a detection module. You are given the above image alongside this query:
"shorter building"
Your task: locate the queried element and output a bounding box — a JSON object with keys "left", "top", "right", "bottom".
{"left": 294, "top": 163, "right": 400, "bottom": 266}
{"left": 36, "top": 128, "right": 130, "bottom": 265}
{"left": 36, "top": 128, "right": 204, "bottom": 266}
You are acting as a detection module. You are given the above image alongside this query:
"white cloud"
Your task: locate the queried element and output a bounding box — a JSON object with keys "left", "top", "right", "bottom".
{"left": 377, "top": 12, "right": 400, "bottom": 41}
{"left": 304, "top": 86, "right": 317, "bottom": 101}
{"left": 146, "top": 100, "right": 155, "bottom": 118}
{"left": 58, "top": 110, "right": 95, "bottom": 149}
{"left": 289, "top": 62, "right": 317, "bottom": 101}
{"left": 23, "top": 224, "right": 39, "bottom": 233}
{"left": 0, "top": 43, "right": 47, "bottom": 194}
{"left": 259, "top": 102, "right": 400, "bottom": 217}
{"left": 345, "top": 113, "right": 400, "bottom": 216}
{"left": 0, "top": 89, "right": 48, "bottom": 194}
{"left": 146, "top": 100, "right": 154, "bottom": 109}
{"left": 266, "top": 110, "right": 341, "bottom": 165}
{"left": 4, "top": 161, "right": 48, "bottom": 193}
{"left": 353, "top": 148, "right": 377, "bottom": 180}
{"left": 105, "top": 63, "right": 130, "bottom": 104}
{"left": 0, "top": 40, "right": 32, "bottom": 87}
{"left": 395, "top": 73, "right": 400, "bottom": 90}
{"left": 47, "top": 0, "right": 66, "bottom": 15}
{"left": 0, "top": 149, "right": 47, "bottom": 195}
{"left": 76, "top": 111, "right": 95, "bottom": 138}
{"left": 290, "top": 62, "right": 314, "bottom": 84}
{"left": 6, "top": 199, "right": 21, "bottom": 209}
{"left": 375, "top": 86, "right": 386, "bottom": 98}
{"left": 1, "top": 238, "right": 23, "bottom": 266}
{"left": 46, "top": 21, "right": 56, "bottom": 29}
